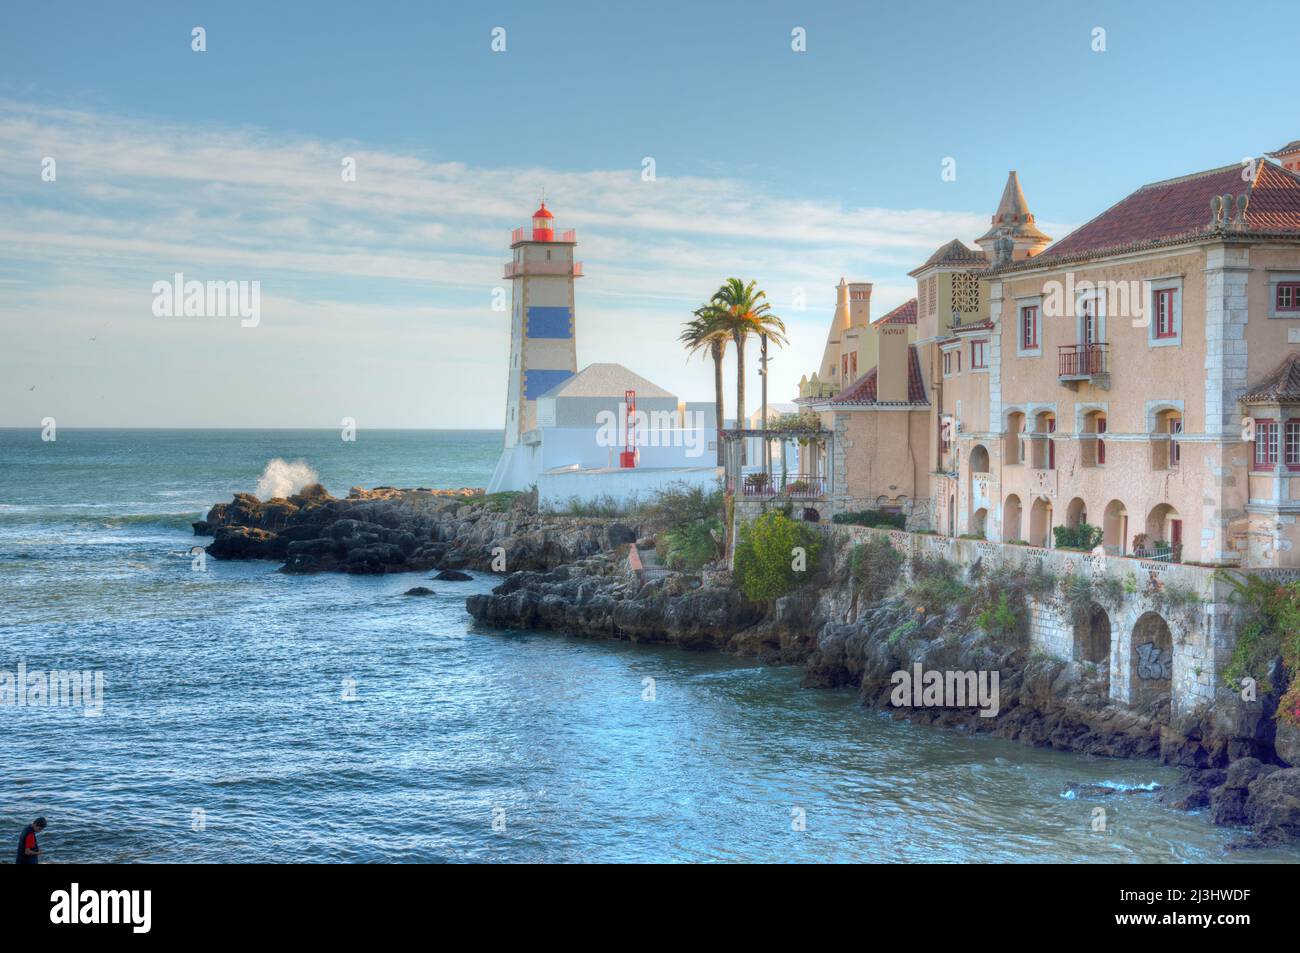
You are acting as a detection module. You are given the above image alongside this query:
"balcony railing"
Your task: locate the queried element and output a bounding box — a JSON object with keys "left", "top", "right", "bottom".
{"left": 731, "top": 472, "right": 827, "bottom": 500}
{"left": 1058, "top": 342, "right": 1109, "bottom": 380}
{"left": 502, "top": 260, "right": 583, "bottom": 278}
{"left": 510, "top": 227, "right": 577, "bottom": 244}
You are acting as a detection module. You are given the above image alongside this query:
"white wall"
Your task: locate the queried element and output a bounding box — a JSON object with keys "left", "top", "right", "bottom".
{"left": 539, "top": 466, "right": 722, "bottom": 511}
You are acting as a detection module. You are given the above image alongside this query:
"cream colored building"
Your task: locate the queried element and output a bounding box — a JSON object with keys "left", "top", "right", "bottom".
{"left": 934, "top": 155, "right": 1300, "bottom": 567}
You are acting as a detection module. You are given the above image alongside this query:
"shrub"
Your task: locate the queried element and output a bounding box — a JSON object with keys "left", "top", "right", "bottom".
{"left": 905, "top": 553, "right": 968, "bottom": 608}
{"left": 733, "top": 511, "right": 822, "bottom": 603}
{"left": 744, "top": 471, "right": 770, "bottom": 489}
{"left": 658, "top": 517, "right": 722, "bottom": 570}
{"left": 851, "top": 537, "right": 905, "bottom": 603}
{"left": 975, "top": 590, "right": 1022, "bottom": 642}
{"left": 1053, "top": 522, "right": 1103, "bottom": 551}
{"left": 1220, "top": 572, "right": 1300, "bottom": 724}
{"left": 830, "top": 509, "right": 907, "bottom": 529}
{"left": 642, "top": 481, "right": 723, "bottom": 531}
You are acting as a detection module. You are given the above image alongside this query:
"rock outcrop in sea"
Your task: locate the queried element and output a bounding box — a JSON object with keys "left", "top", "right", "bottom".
{"left": 193, "top": 485, "right": 637, "bottom": 574}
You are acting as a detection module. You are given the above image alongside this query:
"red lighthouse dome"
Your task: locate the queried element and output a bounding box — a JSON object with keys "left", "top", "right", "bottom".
{"left": 531, "top": 202, "right": 554, "bottom": 241}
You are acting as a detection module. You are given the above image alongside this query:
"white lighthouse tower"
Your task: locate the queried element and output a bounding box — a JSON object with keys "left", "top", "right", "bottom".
{"left": 488, "top": 202, "right": 583, "bottom": 491}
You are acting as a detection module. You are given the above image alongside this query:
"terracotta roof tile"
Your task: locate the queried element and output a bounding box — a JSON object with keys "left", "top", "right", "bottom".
{"left": 872, "top": 298, "right": 917, "bottom": 326}
{"left": 1241, "top": 352, "right": 1300, "bottom": 403}
{"left": 998, "top": 160, "right": 1300, "bottom": 272}
{"left": 830, "top": 346, "right": 928, "bottom": 406}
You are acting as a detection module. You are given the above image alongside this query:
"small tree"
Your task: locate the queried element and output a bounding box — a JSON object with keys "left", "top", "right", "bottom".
{"left": 733, "top": 511, "right": 821, "bottom": 603}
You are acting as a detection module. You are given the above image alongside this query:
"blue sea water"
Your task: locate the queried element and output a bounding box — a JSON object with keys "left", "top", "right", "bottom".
{"left": 1, "top": 428, "right": 1296, "bottom": 863}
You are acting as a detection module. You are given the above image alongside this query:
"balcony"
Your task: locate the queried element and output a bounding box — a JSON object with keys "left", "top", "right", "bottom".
{"left": 502, "top": 260, "right": 583, "bottom": 279}
{"left": 731, "top": 472, "right": 827, "bottom": 500}
{"left": 1058, "top": 342, "right": 1110, "bottom": 389}
{"left": 510, "top": 227, "right": 577, "bottom": 244}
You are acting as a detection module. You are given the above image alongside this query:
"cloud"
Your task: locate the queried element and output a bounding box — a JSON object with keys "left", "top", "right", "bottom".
{"left": 0, "top": 100, "right": 1074, "bottom": 426}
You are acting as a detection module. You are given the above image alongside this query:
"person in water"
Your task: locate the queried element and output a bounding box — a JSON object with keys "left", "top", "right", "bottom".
{"left": 15, "top": 818, "right": 46, "bottom": 864}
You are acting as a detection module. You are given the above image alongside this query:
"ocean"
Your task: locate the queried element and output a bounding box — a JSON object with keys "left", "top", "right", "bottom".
{"left": 0, "top": 428, "right": 1295, "bottom": 863}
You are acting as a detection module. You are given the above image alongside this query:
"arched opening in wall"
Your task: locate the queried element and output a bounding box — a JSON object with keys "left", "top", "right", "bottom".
{"left": 1073, "top": 603, "right": 1112, "bottom": 689}
{"left": 1003, "top": 494, "right": 1022, "bottom": 542}
{"left": 1102, "top": 500, "right": 1128, "bottom": 555}
{"left": 971, "top": 508, "right": 988, "bottom": 538}
{"left": 801, "top": 507, "right": 820, "bottom": 523}
{"left": 1130, "top": 612, "right": 1174, "bottom": 710}
{"left": 1005, "top": 412, "right": 1025, "bottom": 465}
{"left": 1028, "top": 496, "right": 1052, "bottom": 547}
{"left": 970, "top": 444, "right": 990, "bottom": 473}
{"left": 1151, "top": 408, "right": 1183, "bottom": 470}
{"left": 1081, "top": 410, "right": 1107, "bottom": 467}
{"left": 1031, "top": 411, "right": 1057, "bottom": 469}
{"left": 1140, "top": 503, "right": 1182, "bottom": 561}
{"left": 1065, "top": 497, "right": 1088, "bottom": 529}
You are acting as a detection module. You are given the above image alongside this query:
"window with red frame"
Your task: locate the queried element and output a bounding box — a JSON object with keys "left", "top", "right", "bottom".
{"left": 1169, "top": 416, "right": 1182, "bottom": 465}
{"left": 1020, "top": 306, "right": 1038, "bottom": 349}
{"left": 1155, "top": 288, "right": 1177, "bottom": 339}
{"left": 850, "top": 352, "right": 857, "bottom": 378}
{"left": 1287, "top": 420, "right": 1300, "bottom": 469}
{"left": 971, "top": 339, "right": 988, "bottom": 369}
{"left": 1255, "top": 420, "right": 1279, "bottom": 470}
{"left": 1277, "top": 282, "right": 1300, "bottom": 313}
{"left": 842, "top": 354, "right": 849, "bottom": 378}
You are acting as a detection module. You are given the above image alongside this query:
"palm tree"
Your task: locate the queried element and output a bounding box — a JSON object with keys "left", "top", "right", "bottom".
{"left": 679, "top": 308, "right": 730, "bottom": 465}
{"left": 708, "top": 278, "right": 788, "bottom": 462}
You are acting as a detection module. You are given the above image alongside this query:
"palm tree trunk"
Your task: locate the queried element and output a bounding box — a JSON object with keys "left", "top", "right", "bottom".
{"left": 734, "top": 332, "right": 747, "bottom": 465}
{"left": 711, "top": 341, "right": 725, "bottom": 467}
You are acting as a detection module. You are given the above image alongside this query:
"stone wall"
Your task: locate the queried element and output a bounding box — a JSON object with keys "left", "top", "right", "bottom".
{"left": 814, "top": 524, "right": 1234, "bottom": 718}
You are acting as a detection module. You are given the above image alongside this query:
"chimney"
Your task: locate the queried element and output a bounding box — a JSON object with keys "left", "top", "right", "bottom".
{"left": 875, "top": 325, "right": 910, "bottom": 402}
{"left": 847, "top": 282, "right": 872, "bottom": 327}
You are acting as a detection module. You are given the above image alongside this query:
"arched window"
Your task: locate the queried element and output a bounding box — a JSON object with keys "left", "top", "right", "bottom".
{"left": 1152, "top": 409, "right": 1182, "bottom": 470}
{"left": 1005, "top": 412, "right": 1025, "bottom": 465}
{"left": 1032, "top": 411, "right": 1056, "bottom": 470}
{"left": 1082, "top": 410, "right": 1107, "bottom": 467}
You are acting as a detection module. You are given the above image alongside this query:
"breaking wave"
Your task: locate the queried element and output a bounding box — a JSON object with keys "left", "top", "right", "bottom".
{"left": 255, "top": 459, "right": 319, "bottom": 500}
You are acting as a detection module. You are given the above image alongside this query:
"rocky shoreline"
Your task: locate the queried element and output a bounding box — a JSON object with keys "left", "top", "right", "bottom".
{"left": 192, "top": 484, "right": 637, "bottom": 574}
{"left": 196, "top": 485, "right": 1300, "bottom": 848}
{"left": 465, "top": 524, "right": 1300, "bottom": 850}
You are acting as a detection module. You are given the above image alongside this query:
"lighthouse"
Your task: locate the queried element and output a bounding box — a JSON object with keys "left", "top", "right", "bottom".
{"left": 501, "top": 202, "right": 582, "bottom": 448}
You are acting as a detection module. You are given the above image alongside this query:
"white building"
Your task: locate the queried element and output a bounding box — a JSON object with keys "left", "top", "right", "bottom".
{"left": 488, "top": 204, "right": 722, "bottom": 508}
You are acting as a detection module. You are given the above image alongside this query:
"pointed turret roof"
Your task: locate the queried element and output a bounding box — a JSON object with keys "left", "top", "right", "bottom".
{"left": 977, "top": 171, "right": 1052, "bottom": 245}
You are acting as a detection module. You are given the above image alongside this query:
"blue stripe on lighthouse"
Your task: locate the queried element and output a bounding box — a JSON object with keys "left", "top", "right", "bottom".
{"left": 523, "top": 369, "right": 573, "bottom": 400}
{"left": 526, "top": 306, "right": 573, "bottom": 339}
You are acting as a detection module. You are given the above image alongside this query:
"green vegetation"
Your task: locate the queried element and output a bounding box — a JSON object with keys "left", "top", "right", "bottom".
{"left": 975, "top": 590, "right": 1021, "bottom": 642}
{"left": 831, "top": 509, "right": 907, "bottom": 529}
{"left": 733, "top": 511, "right": 822, "bottom": 603}
{"left": 1053, "top": 521, "right": 1104, "bottom": 551}
{"left": 850, "top": 537, "right": 905, "bottom": 603}
{"left": 480, "top": 491, "right": 523, "bottom": 512}
{"left": 644, "top": 482, "right": 725, "bottom": 571}
{"left": 904, "top": 553, "right": 969, "bottom": 608}
{"left": 556, "top": 495, "right": 629, "bottom": 517}
{"left": 1220, "top": 573, "right": 1300, "bottom": 725}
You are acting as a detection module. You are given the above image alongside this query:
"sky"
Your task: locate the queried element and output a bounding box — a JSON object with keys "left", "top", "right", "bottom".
{"left": 1, "top": 0, "right": 1297, "bottom": 428}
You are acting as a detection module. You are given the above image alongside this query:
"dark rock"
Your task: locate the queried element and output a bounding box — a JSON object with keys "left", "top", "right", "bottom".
{"left": 433, "top": 569, "right": 473, "bottom": 581}
{"left": 403, "top": 587, "right": 435, "bottom": 596}
{"left": 1245, "top": 768, "right": 1300, "bottom": 844}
